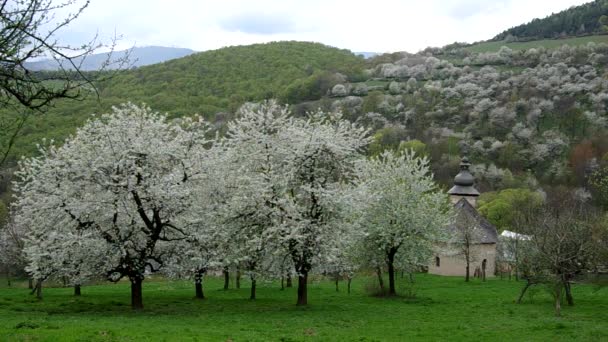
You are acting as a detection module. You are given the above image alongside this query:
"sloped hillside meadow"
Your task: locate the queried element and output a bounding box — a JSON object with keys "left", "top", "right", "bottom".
{"left": 0, "top": 275, "right": 606, "bottom": 341}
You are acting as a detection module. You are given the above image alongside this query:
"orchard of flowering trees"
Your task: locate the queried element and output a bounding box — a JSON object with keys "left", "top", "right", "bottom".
{"left": 9, "top": 101, "right": 451, "bottom": 309}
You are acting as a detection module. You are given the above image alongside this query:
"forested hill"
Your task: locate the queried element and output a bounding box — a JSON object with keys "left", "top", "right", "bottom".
{"left": 98, "top": 41, "right": 366, "bottom": 115}
{"left": 493, "top": 0, "right": 608, "bottom": 41}
{"left": 0, "top": 41, "right": 365, "bottom": 162}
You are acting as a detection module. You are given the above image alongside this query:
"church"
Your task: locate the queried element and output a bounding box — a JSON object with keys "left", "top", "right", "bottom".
{"left": 428, "top": 157, "right": 498, "bottom": 277}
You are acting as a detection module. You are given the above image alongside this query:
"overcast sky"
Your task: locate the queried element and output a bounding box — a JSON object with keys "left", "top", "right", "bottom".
{"left": 58, "top": 0, "right": 592, "bottom": 53}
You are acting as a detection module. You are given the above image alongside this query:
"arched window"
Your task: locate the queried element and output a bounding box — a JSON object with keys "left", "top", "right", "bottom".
{"left": 435, "top": 256, "right": 440, "bottom": 267}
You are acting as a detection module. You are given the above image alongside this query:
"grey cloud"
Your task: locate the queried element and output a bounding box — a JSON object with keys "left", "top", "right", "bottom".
{"left": 219, "top": 13, "right": 295, "bottom": 35}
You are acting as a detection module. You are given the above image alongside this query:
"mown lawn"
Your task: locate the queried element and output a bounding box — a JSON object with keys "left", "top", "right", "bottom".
{"left": 0, "top": 274, "right": 606, "bottom": 341}
{"left": 465, "top": 34, "right": 608, "bottom": 53}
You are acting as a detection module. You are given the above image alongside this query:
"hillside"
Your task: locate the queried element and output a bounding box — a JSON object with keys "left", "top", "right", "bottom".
{"left": 494, "top": 0, "right": 608, "bottom": 41}
{"left": 4, "top": 37, "right": 608, "bottom": 209}
{"left": 24, "top": 46, "right": 196, "bottom": 71}
{"left": 0, "top": 41, "right": 366, "bottom": 162}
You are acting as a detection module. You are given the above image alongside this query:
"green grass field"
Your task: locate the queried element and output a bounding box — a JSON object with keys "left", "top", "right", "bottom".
{"left": 465, "top": 35, "right": 608, "bottom": 53}
{"left": 0, "top": 274, "right": 606, "bottom": 341}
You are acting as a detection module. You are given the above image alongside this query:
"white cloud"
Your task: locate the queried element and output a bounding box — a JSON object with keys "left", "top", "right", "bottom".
{"left": 58, "top": 0, "right": 592, "bottom": 53}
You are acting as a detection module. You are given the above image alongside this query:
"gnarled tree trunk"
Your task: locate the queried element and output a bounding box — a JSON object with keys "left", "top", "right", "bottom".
{"left": 74, "top": 284, "right": 81, "bottom": 296}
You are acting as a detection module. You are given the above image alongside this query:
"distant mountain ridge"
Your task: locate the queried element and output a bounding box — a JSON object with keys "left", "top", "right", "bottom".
{"left": 493, "top": 0, "right": 608, "bottom": 41}
{"left": 24, "top": 46, "right": 196, "bottom": 71}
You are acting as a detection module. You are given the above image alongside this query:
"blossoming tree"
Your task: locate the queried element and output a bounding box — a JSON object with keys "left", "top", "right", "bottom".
{"left": 13, "top": 103, "right": 211, "bottom": 309}
{"left": 355, "top": 151, "right": 452, "bottom": 296}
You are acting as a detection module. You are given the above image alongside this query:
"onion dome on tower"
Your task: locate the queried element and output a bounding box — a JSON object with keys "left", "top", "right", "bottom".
{"left": 448, "top": 157, "right": 480, "bottom": 205}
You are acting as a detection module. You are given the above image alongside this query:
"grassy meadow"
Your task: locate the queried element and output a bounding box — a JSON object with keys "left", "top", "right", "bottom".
{"left": 465, "top": 34, "right": 608, "bottom": 53}
{"left": 0, "top": 274, "right": 606, "bottom": 341}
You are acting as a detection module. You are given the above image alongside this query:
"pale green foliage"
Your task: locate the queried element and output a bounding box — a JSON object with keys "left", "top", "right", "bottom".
{"left": 398, "top": 139, "right": 427, "bottom": 157}
{"left": 478, "top": 188, "right": 545, "bottom": 232}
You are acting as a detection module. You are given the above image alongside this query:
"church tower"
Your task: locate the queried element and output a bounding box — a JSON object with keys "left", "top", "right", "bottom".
{"left": 448, "top": 157, "right": 480, "bottom": 207}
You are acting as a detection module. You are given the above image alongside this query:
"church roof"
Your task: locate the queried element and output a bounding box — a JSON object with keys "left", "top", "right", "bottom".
{"left": 448, "top": 198, "right": 498, "bottom": 244}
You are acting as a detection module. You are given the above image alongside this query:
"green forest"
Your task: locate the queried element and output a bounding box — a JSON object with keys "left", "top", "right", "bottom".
{"left": 494, "top": 0, "right": 608, "bottom": 40}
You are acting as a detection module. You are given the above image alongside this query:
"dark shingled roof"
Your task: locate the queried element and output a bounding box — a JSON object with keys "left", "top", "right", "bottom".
{"left": 448, "top": 198, "right": 498, "bottom": 244}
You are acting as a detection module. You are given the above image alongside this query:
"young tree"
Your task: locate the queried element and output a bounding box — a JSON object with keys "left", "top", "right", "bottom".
{"left": 218, "top": 101, "right": 292, "bottom": 300}
{"left": 277, "top": 109, "right": 369, "bottom": 305}
{"left": 13, "top": 103, "right": 211, "bottom": 309}
{"left": 452, "top": 209, "right": 478, "bottom": 282}
{"left": 515, "top": 189, "right": 600, "bottom": 316}
{"left": 222, "top": 100, "right": 369, "bottom": 305}
{"left": 356, "top": 151, "right": 452, "bottom": 296}
{"left": 0, "top": 217, "right": 27, "bottom": 287}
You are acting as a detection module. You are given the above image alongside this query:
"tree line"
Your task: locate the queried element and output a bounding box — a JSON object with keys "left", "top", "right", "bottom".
{"left": 2, "top": 101, "right": 451, "bottom": 309}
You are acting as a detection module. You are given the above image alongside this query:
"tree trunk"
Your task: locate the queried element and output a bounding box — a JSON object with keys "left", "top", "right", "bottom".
{"left": 6, "top": 268, "right": 10, "bottom": 287}
{"left": 296, "top": 272, "right": 308, "bottom": 306}
{"left": 335, "top": 276, "right": 339, "bottom": 292}
{"left": 131, "top": 278, "right": 143, "bottom": 310}
{"left": 31, "top": 280, "right": 42, "bottom": 299}
{"left": 376, "top": 267, "right": 384, "bottom": 291}
{"left": 74, "top": 284, "right": 81, "bottom": 296}
{"left": 564, "top": 279, "right": 573, "bottom": 306}
{"left": 35, "top": 280, "right": 42, "bottom": 299}
{"left": 28, "top": 278, "right": 33, "bottom": 289}
{"left": 250, "top": 277, "right": 256, "bottom": 300}
{"left": 554, "top": 284, "right": 562, "bottom": 317}
{"left": 514, "top": 239, "right": 519, "bottom": 281}
{"left": 223, "top": 269, "right": 230, "bottom": 290}
{"left": 387, "top": 249, "right": 396, "bottom": 296}
{"left": 194, "top": 271, "right": 205, "bottom": 299}
{"left": 281, "top": 276, "right": 285, "bottom": 290}
{"left": 347, "top": 278, "right": 352, "bottom": 294}
{"left": 465, "top": 263, "right": 470, "bottom": 282}
{"left": 517, "top": 281, "right": 531, "bottom": 304}
{"left": 236, "top": 268, "right": 241, "bottom": 289}
{"left": 286, "top": 275, "right": 292, "bottom": 288}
